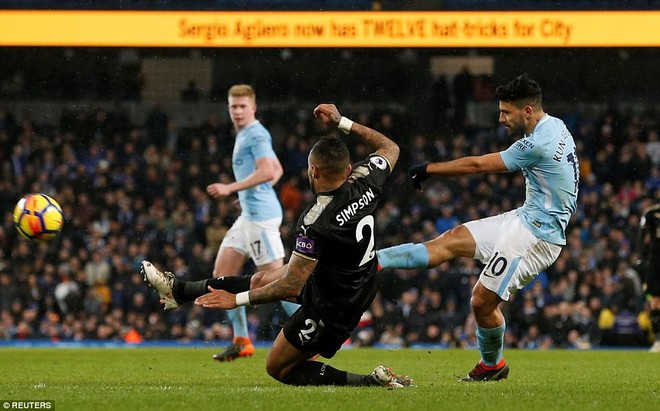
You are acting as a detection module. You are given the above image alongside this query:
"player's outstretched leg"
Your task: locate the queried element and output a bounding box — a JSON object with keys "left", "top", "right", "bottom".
{"left": 279, "top": 362, "right": 413, "bottom": 388}
{"left": 143, "top": 261, "right": 254, "bottom": 310}
{"left": 141, "top": 261, "right": 179, "bottom": 310}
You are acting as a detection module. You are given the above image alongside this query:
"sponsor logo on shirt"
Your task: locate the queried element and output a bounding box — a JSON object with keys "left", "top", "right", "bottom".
{"left": 515, "top": 138, "right": 534, "bottom": 152}
{"left": 295, "top": 236, "right": 316, "bottom": 254}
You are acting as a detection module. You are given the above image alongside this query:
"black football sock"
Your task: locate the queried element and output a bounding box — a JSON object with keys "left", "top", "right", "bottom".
{"left": 172, "top": 275, "right": 253, "bottom": 303}
{"left": 651, "top": 309, "right": 660, "bottom": 340}
{"left": 280, "top": 361, "right": 377, "bottom": 387}
{"left": 347, "top": 371, "right": 382, "bottom": 386}
{"left": 171, "top": 279, "right": 206, "bottom": 303}
{"left": 206, "top": 275, "right": 252, "bottom": 293}
{"left": 280, "top": 361, "right": 349, "bottom": 386}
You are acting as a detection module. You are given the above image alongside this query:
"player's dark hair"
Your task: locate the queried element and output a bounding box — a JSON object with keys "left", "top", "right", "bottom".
{"left": 311, "top": 136, "right": 350, "bottom": 177}
{"left": 495, "top": 73, "right": 542, "bottom": 107}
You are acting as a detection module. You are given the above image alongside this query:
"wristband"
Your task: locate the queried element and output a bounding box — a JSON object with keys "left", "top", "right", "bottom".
{"left": 338, "top": 116, "right": 354, "bottom": 135}
{"left": 235, "top": 291, "right": 251, "bottom": 306}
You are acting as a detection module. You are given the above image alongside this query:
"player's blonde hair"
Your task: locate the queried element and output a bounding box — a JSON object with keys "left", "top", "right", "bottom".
{"left": 228, "top": 84, "right": 256, "bottom": 102}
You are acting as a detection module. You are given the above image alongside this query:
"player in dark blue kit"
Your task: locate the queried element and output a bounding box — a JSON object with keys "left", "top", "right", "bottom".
{"left": 144, "top": 103, "right": 412, "bottom": 387}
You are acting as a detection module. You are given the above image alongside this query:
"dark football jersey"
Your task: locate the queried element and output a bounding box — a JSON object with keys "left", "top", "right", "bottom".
{"left": 640, "top": 202, "right": 660, "bottom": 271}
{"left": 292, "top": 153, "right": 392, "bottom": 329}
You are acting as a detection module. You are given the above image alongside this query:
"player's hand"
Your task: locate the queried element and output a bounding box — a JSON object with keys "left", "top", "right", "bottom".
{"left": 194, "top": 286, "right": 237, "bottom": 310}
{"left": 408, "top": 163, "right": 430, "bottom": 191}
{"left": 313, "top": 104, "right": 341, "bottom": 127}
{"left": 206, "top": 183, "right": 232, "bottom": 198}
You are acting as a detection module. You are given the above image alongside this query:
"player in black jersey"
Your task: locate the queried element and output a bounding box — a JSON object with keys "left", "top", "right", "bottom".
{"left": 142, "top": 104, "right": 412, "bottom": 387}
{"left": 638, "top": 199, "right": 660, "bottom": 352}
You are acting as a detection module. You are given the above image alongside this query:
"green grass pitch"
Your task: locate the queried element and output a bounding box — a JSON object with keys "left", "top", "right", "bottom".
{"left": 0, "top": 347, "right": 657, "bottom": 411}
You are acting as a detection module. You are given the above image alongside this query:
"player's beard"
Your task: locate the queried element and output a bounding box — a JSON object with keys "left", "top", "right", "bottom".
{"left": 308, "top": 175, "right": 317, "bottom": 195}
{"left": 506, "top": 122, "right": 526, "bottom": 138}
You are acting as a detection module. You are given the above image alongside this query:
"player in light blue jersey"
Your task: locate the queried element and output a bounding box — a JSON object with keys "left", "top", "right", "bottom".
{"left": 204, "top": 84, "right": 299, "bottom": 361}
{"left": 377, "top": 74, "right": 579, "bottom": 381}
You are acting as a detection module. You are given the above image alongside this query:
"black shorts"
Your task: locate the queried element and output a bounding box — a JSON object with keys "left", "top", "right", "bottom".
{"left": 282, "top": 304, "right": 354, "bottom": 359}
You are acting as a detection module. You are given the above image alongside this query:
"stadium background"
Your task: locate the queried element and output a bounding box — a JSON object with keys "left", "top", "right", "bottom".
{"left": 0, "top": 0, "right": 658, "bottom": 350}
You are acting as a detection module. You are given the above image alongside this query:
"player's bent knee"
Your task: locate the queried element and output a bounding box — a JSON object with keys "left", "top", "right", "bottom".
{"left": 265, "top": 363, "right": 287, "bottom": 382}
{"left": 268, "top": 364, "right": 303, "bottom": 385}
{"left": 470, "top": 294, "right": 488, "bottom": 315}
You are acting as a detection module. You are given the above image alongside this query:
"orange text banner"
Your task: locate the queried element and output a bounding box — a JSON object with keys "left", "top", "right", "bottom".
{"left": 1, "top": 10, "right": 659, "bottom": 47}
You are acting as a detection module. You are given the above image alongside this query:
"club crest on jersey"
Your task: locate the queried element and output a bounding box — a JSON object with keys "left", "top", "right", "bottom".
{"left": 295, "top": 236, "right": 316, "bottom": 254}
{"left": 370, "top": 155, "right": 387, "bottom": 170}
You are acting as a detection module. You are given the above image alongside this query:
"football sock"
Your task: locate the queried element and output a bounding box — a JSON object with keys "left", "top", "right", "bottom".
{"left": 651, "top": 309, "right": 660, "bottom": 339}
{"left": 477, "top": 321, "right": 505, "bottom": 367}
{"left": 207, "top": 275, "right": 252, "bottom": 293}
{"left": 281, "top": 361, "right": 375, "bottom": 386}
{"left": 347, "top": 371, "right": 383, "bottom": 386}
{"left": 172, "top": 275, "right": 252, "bottom": 303}
{"left": 280, "top": 300, "right": 300, "bottom": 317}
{"left": 228, "top": 305, "right": 249, "bottom": 338}
{"left": 375, "top": 243, "right": 429, "bottom": 270}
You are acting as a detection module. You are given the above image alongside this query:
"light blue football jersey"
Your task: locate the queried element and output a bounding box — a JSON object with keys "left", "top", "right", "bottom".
{"left": 232, "top": 121, "right": 282, "bottom": 221}
{"left": 499, "top": 114, "right": 579, "bottom": 245}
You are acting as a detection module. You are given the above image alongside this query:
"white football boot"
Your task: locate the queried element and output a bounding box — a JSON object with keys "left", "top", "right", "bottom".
{"left": 141, "top": 260, "right": 178, "bottom": 310}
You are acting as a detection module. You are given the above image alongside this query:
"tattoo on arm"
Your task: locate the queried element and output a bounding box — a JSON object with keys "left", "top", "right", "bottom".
{"left": 350, "top": 123, "right": 399, "bottom": 168}
{"left": 248, "top": 254, "right": 316, "bottom": 305}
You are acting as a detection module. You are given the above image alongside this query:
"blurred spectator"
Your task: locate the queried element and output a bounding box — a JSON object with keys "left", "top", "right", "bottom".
{"left": 451, "top": 66, "right": 474, "bottom": 130}
{"left": 180, "top": 80, "right": 202, "bottom": 102}
{"left": 598, "top": 304, "right": 647, "bottom": 347}
{"left": 85, "top": 251, "right": 111, "bottom": 288}
{"left": 279, "top": 175, "right": 303, "bottom": 214}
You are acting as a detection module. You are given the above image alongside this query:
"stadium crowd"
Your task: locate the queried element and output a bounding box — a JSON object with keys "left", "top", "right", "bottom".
{"left": 0, "top": 82, "right": 657, "bottom": 350}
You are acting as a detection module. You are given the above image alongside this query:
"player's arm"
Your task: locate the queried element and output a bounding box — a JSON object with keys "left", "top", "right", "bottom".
{"left": 231, "top": 156, "right": 281, "bottom": 190}
{"left": 207, "top": 156, "right": 280, "bottom": 198}
{"left": 271, "top": 156, "right": 284, "bottom": 186}
{"left": 427, "top": 153, "right": 508, "bottom": 176}
{"left": 409, "top": 153, "right": 508, "bottom": 190}
{"left": 313, "top": 103, "right": 400, "bottom": 169}
{"left": 244, "top": 253, "right": 314, "bottom": 305}
{"left": 194, "top": 253, "right": 316, "bottom": 309}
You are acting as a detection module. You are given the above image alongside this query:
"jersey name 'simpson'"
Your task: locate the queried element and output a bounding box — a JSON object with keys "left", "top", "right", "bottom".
{"left": 335, "top": 188, "right": 376, "bottom": 226}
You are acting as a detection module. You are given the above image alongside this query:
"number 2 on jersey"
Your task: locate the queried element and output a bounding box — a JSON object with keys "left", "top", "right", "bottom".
{"left": 356, "top": 215, "right": 375, "bottom": 266}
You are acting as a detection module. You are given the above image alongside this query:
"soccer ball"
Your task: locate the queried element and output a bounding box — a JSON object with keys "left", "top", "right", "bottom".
{"left": 13, "top": 193, "right": 64, "bottom": 242}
